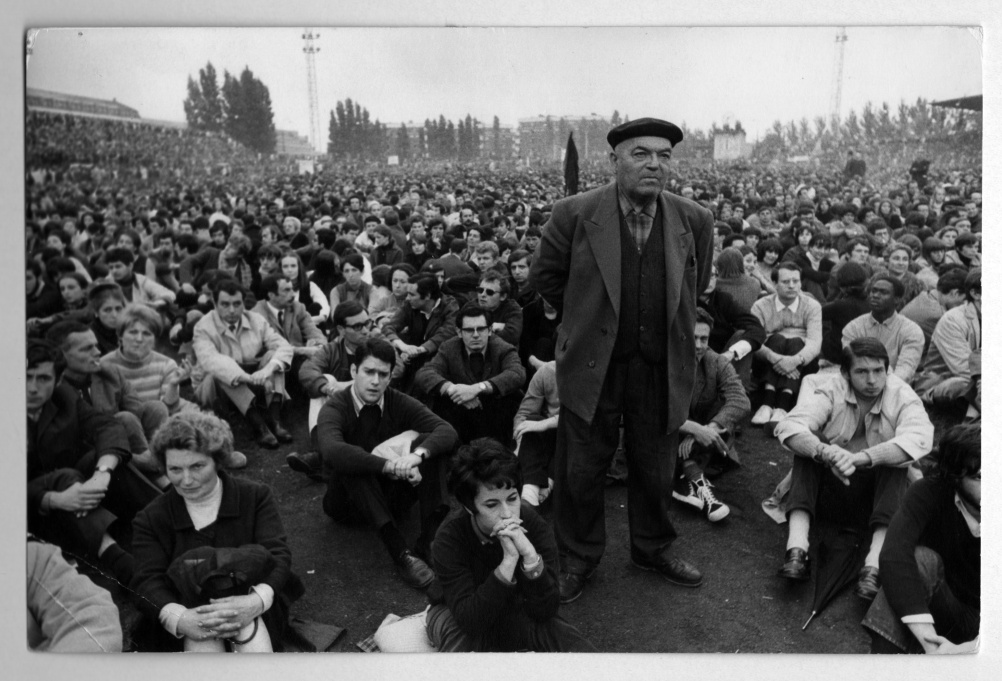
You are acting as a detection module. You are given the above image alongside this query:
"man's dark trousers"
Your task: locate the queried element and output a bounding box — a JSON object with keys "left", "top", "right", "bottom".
{"left": 554, "top": 354, "right": 678, "bottom": 574}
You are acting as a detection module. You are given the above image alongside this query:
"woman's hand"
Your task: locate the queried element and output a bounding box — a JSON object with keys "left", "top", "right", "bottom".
{"left": 194, "top": 593, "right": 264, "bottom": 633}
{"left": 176, "top": 607, "right": 234, "bottom": 641}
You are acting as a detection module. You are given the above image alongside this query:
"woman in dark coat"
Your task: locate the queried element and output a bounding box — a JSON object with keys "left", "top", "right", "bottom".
{"left": 131, "top": 411, "right": 302, "bottom": 652}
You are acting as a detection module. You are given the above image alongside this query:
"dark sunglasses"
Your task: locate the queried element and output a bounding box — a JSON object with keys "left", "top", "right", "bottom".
{"left": 476, "top": 287, "right": 499, "bottom": 296}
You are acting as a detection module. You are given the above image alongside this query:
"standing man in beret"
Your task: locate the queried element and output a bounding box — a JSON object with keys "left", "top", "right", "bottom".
{"left": 531, "top": 118, "right": 714, "bottom": 603}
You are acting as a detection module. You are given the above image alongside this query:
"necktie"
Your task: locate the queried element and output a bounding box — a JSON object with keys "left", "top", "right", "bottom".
{"left": 229, "top": 323, "right": 237, "bottom": 334}
{"left": 469, "top": 352, "right": 485, "bottom": 379}
{"left": 278, "top": 310, "right": 285, "bottom": 328}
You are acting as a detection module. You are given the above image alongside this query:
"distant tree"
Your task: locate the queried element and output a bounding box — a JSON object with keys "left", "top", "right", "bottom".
{"left": 843, "top": 109, "right": 861, "bottom": 140}
{"left": 445, "top": 120, "right": 457, "bottom": 159}
{"left": 610, "top": 110, "right": 621, "bottom": 128}
{"left": 220, "top": 66, "right": 275, "bottom": 154}
{"left": 897, "top": 100, "right": 911, "bottom": 137}
{"left": 329, "top": 100, "right": 347, "bottom": 159}
{"left": 798, "top": 118, "right": 811, "bottom": 147}
{"left": 183, "top": 62, "right": 224, "bottom": 132}
{"left": 397, "top": 123, "right": 410, "bottom": 162}
{"left": 492, "top": 115, "right": 502, "bottom": 160}
{"left": 861, "top": 102, "right": 878, "bottom": 140}
{"left": 457, "top": 118, "right": 468, "bottom": 161}
{"left": 417, "top": 126, "right": 426, "bottom": 160}
{"left": 813, "top": 116, "right": 827, "bottom": 140}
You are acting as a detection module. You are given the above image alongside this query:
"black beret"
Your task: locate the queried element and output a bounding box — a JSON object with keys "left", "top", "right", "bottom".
{"left": 607, "top": 117, "right": 683, "bottom": 148}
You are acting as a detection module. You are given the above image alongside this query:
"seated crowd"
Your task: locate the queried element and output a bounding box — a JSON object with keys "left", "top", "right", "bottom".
{"left": 25, "top": 133, "right": 981, "bottom": 653}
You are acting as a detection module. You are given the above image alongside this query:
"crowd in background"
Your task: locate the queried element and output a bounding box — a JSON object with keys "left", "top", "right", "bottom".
{"left": 25, "top": 109, "right": 980, "bottom": 653}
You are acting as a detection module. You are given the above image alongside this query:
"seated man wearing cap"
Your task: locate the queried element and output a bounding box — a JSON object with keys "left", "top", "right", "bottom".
{"left": 530, "top": 117, "right": 714, "bottom": 604}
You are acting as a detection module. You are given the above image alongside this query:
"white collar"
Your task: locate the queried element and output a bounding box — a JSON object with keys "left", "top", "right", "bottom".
{"left": 773, "top": 294, "right": 800, "bottom": 314}
{"left": 350, "top": 384, "right": 385, "bottom": 413}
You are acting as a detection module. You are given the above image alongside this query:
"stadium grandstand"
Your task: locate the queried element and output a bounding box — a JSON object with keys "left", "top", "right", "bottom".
{"left": 26, "top": 87, "right": 140, "bottom": 121}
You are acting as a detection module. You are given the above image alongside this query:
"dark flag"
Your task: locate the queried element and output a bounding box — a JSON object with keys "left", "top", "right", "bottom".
{"left": 564, "top": 132, "right": 579, "bottom": 196}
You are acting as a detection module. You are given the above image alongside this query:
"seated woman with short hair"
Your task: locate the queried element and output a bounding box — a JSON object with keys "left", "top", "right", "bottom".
{"left": 426, "top": 438, "right": 595, "bottom": 652}
{"left": 131, "top": 411, "right": 301, "bottom": 652}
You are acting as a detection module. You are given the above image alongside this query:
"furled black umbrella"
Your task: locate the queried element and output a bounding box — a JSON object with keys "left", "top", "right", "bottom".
{"left": 802, "top": 526, "right": 868, "bottom": 630}
{"left": 564, "top": 132, "right": 579, "bottom": 196}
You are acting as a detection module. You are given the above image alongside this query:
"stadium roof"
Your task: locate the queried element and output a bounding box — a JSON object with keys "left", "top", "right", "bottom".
{"left": 930, "top": 95, "right": 982, "bottom": 111}
{"left": 26, "top": 87, "right": 139, "bottom": 114}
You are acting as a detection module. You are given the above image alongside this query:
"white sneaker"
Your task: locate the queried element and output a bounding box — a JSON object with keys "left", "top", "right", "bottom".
{"left": 672, "top": 480, "right": 704, "bottom": 510}
{"left": 751, "top": 404, "right": 773, "bottom": 425}
{"left": 768, "top": 408, "right": 788, "bottom": 424}
{"left": 694, "top": 478, "right": 730, "bottom": 522}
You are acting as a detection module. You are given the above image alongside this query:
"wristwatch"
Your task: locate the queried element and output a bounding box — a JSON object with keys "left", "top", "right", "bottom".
{"left": 96, "top": 464, "right": 115, "bottom": 474}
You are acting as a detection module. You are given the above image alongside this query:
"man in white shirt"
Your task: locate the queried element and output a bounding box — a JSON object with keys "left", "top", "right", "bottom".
{"left": 773, "top": 338, "right": 933, "bottom": 601}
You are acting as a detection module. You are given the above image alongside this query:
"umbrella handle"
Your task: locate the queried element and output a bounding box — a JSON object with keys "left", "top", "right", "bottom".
{"left": 802, "top": 611, "right": 818, "bottom": 630}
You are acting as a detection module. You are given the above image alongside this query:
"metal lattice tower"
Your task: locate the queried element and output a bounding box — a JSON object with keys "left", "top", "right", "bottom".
{"left": 302, "top": 29, "right": 321, "bottom": 152}
{"left": 829, "top": 27, "right": 848, "bottom": 137}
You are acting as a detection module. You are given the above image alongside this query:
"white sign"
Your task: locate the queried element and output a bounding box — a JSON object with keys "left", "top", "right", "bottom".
{"left": 387, "top": 155, "right": 400, "bottom": 166}
{"left": 298, "top": 159, "right": 315, "bottom": 175}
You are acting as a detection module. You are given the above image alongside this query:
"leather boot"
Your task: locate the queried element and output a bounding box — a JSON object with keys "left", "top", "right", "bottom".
{"left": 265, "top": 399, "right": 294, "bottom": 444}
{"left": 246, "top": 405, "right": 278, "bottom": 449}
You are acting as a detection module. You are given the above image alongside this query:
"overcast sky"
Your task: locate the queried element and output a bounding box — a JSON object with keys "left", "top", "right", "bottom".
{"left": 26, "top": 26, "right": 981, "bottom": 150}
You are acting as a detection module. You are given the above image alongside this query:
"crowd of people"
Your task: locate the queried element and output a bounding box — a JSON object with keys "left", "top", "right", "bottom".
{"left": 25, "top": 110, "right": 980, "bottom": 654}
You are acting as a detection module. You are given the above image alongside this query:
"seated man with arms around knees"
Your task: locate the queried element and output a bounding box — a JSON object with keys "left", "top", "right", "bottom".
{"left": 912, "top": 268, "right": 981, "bottom": 411}
{"left": 512, "top": 360, "right": 559, "bottom": 506}
{"left": 46, "top": 320, "right": 169, "bottom": 485}
{"left": 316, "top": 338, "right": 459, "bottom": 589}
{"left": 414, "top": 304, "right": 526, "bottom": 447}
{"left": 252, "top": 273, "right": 326, "bottom": 397}
{"left": 191, "top": 279, "right": 295, "bottom": 449}
{"left": 382, "top": 273, "right": 459, "bottom": 390}
{"left": 26, "top": 340, "right": 140, "bottom": 587}
{"left": 750, "top": 262, "right": 822, "bottom": 426}
{"left": 427, "top": 438, "right": 596, "bottom": 652}
{"left": 773, "top": 338, "right": 933, "bottom": 600}
{"left": 672, "top": 308, "right": 751, "bottom": 523}
{"left": 289, "top": 301, "right": 374, "bottom": 480}
{"left": 861, "top": 424, "right": 980, "bottom": 654}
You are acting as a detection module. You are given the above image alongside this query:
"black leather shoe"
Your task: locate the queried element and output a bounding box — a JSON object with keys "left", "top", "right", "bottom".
{"left": 396, "top": 550, "right": 435, "bottom": 590}
{"left": 271, "top": 423, "right": 294, "bottom": 444}
{"left": 286, "top": 450, "right": 324, "bottom": 481}
{"left": 854, "top": 566, "right": 880, "bottom": 600}
{"left": 246, "top": 408, "right": 279, "bottom": 449}
{"left": 266, "top": 402, "right": 294, "bottom": 443}
{"left": 558, "top": 569, "right": 595, "bottom": 604}
{"left": 631, "top": 551, "right": 703, "bottom": 588}
{"left": 778, "top": 547, "right": 811, "bottom": 581}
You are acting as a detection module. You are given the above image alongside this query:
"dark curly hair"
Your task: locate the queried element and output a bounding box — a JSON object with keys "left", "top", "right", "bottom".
{"left": 447, "top": 438, "right": 522, "bottom": 512}
{"left": 930, "top": 423, "right": 980, "bottom": 490}
{"left": 150, "top": 411, "right": 234, "bottom": 471}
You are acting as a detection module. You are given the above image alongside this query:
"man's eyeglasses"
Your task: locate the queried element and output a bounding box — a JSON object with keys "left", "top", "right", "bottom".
{"left": 461, "top": 326, "right": 489, "bottom": 335}
{"left": 344, "top": 319, "right": 375, "bottom": 331}
{"left": 476, "top": 287, "right": 499, "bottom": 296}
